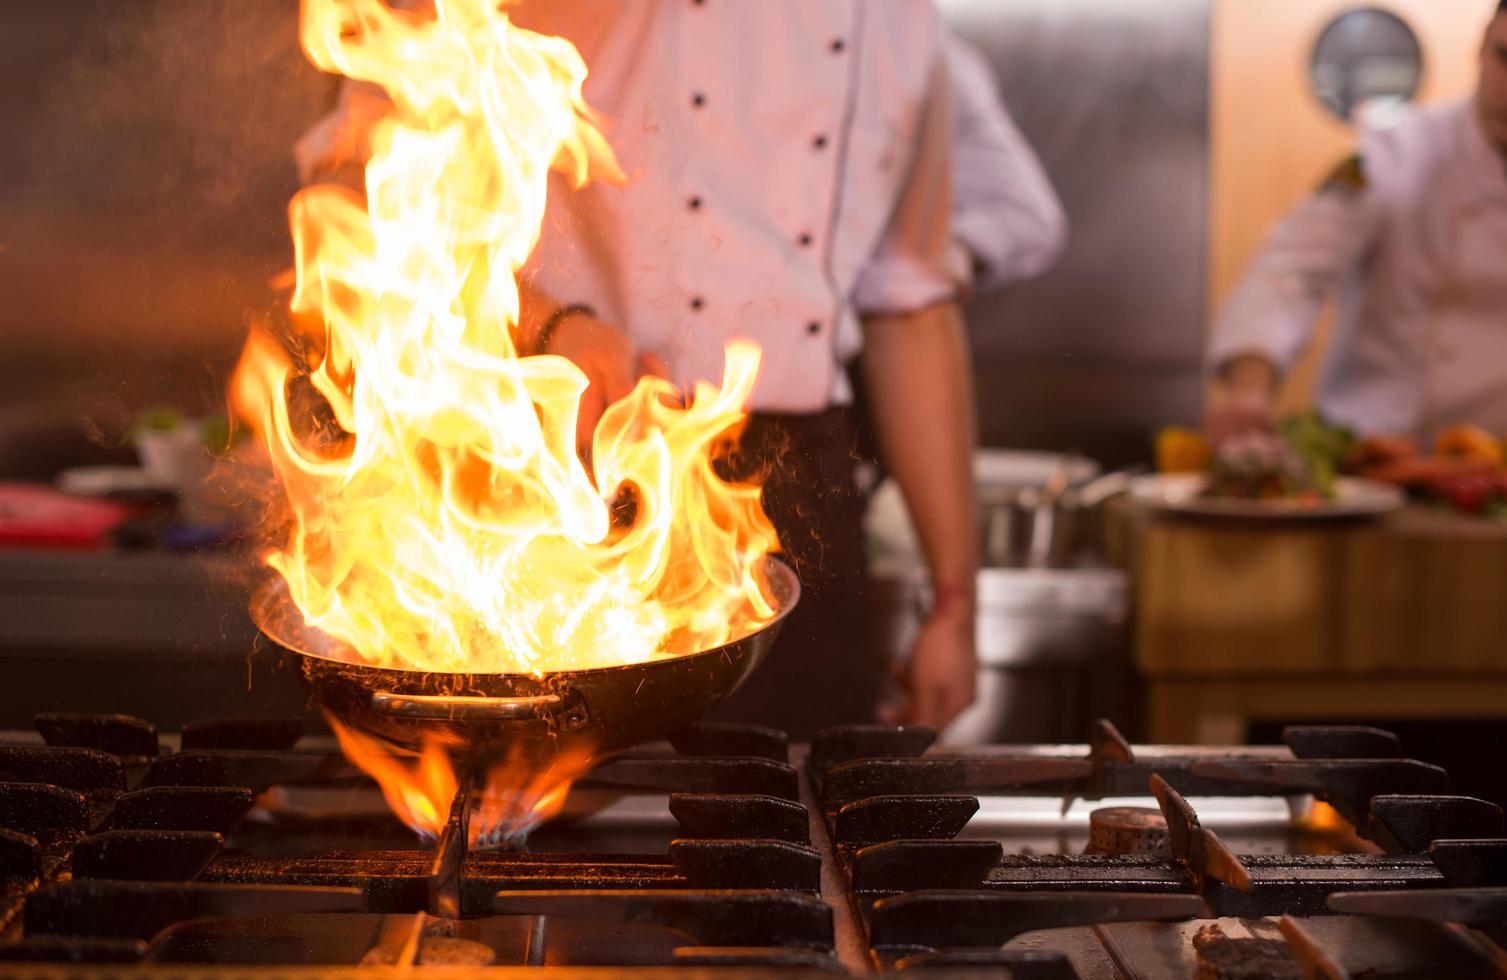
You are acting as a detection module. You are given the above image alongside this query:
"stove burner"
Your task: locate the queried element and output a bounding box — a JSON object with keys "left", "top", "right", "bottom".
{"left": 359, "top": 925, "right": 496, "bottom": 967}
{"left": 1194, "top": 936, "right": 1302, "bottom": 980}
{"left": 0, "top": 712, "right": 1504, "bottom": 975}
{"left": 1087, "top": 805, "right": 1169, "bottom": 856}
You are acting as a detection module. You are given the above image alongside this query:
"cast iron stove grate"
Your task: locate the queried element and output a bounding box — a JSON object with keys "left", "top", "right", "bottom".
{"left": 806, "top": 719, "right": 1507, "bottom": 976}
{"left": 0, "top": 714, "right": 836, "bottom": 972}
{"left": 0, "top": 713, "right": 1505, "bottom": 976}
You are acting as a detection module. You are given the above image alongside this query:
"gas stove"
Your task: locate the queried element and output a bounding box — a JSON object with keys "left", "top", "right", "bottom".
{"left": 0, "top": 716, "right": 1504, "bottom": 977}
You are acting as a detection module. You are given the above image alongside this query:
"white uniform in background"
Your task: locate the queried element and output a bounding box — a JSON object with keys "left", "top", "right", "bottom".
{"left": 1209, "top": 99, "right": 1507, "bottom": 440}
{"left": 946, "top": 34, "right": 1067, "bottom": 293}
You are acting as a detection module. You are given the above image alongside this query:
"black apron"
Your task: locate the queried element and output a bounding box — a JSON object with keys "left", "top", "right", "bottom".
{"left": 707, "top": 409, "right": 880, "bottom": 739}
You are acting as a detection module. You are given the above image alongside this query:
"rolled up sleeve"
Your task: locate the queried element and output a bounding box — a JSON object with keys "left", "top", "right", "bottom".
{"left": 946, "top": 34, "right": 1067, "bottom": 292}
{"left": 852, "top": 58, "right": 969, "bottom": 317}
{"left": 1208, "top": 183, "right": 1380, "bottom": 373}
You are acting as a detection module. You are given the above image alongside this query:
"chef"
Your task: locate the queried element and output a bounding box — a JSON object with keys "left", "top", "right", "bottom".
{"left": 297, "top": 0, "right": 982, "bottom": 736}
{"left": 1206, "top": 2, "right": 1507, "bottom": 443}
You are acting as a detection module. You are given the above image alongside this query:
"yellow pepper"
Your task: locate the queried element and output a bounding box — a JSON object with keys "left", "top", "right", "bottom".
{"left": 1155, "top": 427, "right": 1211, "bottom": 473}
{"left": 1436, "top": 424, "right": 1503, "bottom": 466}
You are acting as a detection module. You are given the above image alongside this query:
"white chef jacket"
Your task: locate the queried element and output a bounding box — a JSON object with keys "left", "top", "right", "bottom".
{"left": 946, "top": 34, "right": 1067, "bottom": 293}
{"left": 1210, "top": 99, "right": 1507, "bottom": 439}
{"left": 297, "top": 0, "right": 967, "bottom": 413}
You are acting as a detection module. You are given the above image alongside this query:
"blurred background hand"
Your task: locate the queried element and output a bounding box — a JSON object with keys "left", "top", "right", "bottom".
{"left": 1205, "top": 353, "right": 1278, "bottom": 445}
{"left": 881, "top": 598, "right": 977, "bottom": 729}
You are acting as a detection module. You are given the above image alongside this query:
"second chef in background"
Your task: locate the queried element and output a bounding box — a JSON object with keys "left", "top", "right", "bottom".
{"left": 1207, "top": 2, "right": 1507, "bottom": 445}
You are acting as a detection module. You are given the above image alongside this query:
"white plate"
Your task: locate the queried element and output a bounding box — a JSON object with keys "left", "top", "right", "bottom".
{"left": 1129, "top": 473, "right": 1406, "bottom": 520}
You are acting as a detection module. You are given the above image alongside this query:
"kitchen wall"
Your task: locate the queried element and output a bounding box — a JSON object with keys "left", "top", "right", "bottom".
{"left": 0, "top": 0, "right": 325, "bottom": 471}
{"left": 939, "top": 0, "right": 1212, "bottom": 468}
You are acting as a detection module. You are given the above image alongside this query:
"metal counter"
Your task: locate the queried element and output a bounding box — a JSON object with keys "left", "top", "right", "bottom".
{"left": 0, "top": 548, "right": 312, "bottom": 730}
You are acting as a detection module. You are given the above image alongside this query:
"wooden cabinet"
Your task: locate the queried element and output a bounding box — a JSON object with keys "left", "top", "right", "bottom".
{"left": 1132, "top": 509, "right": 1507, "bottom": 742}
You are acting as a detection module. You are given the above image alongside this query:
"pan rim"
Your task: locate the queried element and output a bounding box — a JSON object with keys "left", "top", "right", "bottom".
{"left": 252, "top": 555, "right": 800, "bottom": 681}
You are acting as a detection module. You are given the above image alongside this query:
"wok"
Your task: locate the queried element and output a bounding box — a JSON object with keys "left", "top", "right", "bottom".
{"left": 252, "top": 557, "right": 799, "bottom": 766}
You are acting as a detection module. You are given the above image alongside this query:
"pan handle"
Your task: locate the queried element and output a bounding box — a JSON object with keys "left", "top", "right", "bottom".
{"left": 370, "top": 691, "right": 563, "bottom": 721}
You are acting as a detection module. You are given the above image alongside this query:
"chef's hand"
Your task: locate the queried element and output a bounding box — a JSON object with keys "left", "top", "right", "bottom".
{"left": 1204, "top": 354, "right": 1278, "bottom": 445}
{"left": 1205, "top": 391, "right": 1275, "bottom": 445}
{"left": 884, "top": 599, "right": 977, "bottom": 730}
{"left": 545, "top": 313, "right": 668, "bottom": 452}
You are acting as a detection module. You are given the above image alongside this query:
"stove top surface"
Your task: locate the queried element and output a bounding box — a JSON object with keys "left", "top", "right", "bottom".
{"left": 1, "top": 715, "right": 1504, "bottom": 977}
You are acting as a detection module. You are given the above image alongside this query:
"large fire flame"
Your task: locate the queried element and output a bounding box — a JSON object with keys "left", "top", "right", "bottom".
{"left": 230, "top": 0, "right": 779, "bottom": 678}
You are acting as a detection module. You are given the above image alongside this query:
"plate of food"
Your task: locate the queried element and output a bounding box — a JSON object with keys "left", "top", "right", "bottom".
{"left": 1139, "top": 414, "right": 1405, "bottom": 519}
{"left": 1130, "top": 472, "right": 1405, "bottom": 519}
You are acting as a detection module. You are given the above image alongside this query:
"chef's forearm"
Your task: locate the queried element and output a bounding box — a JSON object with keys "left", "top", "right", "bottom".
{"left": 861, "top": 301, "right": 979, "bottom": 606}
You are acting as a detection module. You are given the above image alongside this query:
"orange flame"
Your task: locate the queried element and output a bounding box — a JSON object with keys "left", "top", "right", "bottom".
{"left": 331, "top": 717, "right": 591, "bottom": 847}
{"left": 1304, "top": 801, "right": 1349, "bottom": 833}
{"left": 230, "top": 0, "right": 778, "bottom": 676}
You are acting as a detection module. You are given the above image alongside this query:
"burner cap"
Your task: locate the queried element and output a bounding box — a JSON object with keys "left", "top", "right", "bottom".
{"left": 362, "top": 937, "right": 496, "bottom": 967}
{"left": 1086, "top": 806, "right": 1169, "bottom": 856}
{"left": 1195, "top": 938, "right": 1301, "bottom": 980}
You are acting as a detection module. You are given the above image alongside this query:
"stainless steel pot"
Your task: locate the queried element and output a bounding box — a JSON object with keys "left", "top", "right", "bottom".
{"left": 979, "top": 470, "right": 1139, "bottom": 568}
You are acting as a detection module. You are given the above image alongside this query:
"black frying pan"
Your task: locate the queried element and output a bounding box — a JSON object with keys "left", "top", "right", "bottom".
{"left": 253, "top": 557, "right": 799, "bottom": 766}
